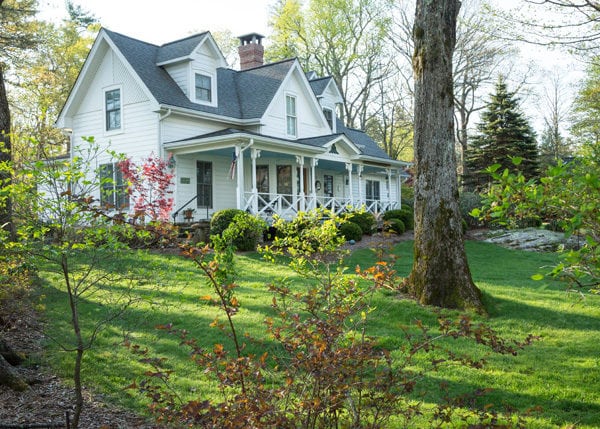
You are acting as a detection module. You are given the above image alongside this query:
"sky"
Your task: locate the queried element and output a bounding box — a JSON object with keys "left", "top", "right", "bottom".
{"left": 38, "top": 0, "right": 274, "bottom": 44}
{"left": 37, "top": 0, "right": 583, "bottom": 135}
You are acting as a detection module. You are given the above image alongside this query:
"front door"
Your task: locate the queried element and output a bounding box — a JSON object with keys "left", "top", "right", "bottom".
{"left": 256, "top": 165, "right": 269, "bottom": 208}
{"left": 196, "top": 161, "right": 213, "bottom": 208}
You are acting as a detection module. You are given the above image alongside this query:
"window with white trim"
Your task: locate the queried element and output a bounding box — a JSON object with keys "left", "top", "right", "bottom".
{"left": 105, "top": 88, "right": 121, "bottom": 131}
{"left": 99, "top": 163, "right": 129, "bottom": 209}
{"left": 195, "top": 73, "right": 212, "bottom": 103}
{"left": 286, "top": 94, "right": 297, "bottom": 137}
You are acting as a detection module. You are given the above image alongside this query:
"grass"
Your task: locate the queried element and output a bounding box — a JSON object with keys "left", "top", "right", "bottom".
{"left": 36, "top": 241, "right": 600, "bottom": 428}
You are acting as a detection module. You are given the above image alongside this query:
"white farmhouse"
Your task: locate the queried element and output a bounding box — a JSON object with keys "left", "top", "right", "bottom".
{"left": 56, "top": 29, "right": 409, "bottom": 222}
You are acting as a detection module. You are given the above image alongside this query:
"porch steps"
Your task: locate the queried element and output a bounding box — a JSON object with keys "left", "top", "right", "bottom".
{"left": 176, "top": 220, "right": 211, "bottom": 244}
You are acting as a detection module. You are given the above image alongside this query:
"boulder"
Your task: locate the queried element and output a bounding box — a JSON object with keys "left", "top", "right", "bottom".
{"left": 482, "top": 228, "right": 581, "bottom": 252}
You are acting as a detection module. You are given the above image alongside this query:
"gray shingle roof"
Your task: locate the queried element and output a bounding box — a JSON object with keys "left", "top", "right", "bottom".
{"left": 102, "top": 28, "right": 393, "bottom": 162}
{"left": 104, "top": 28, "right": 294, "bottom": 120}
{"left": 336, "top": 119, "right": 391, "bottom": 160}
{"left": 156, "top": 32, "right": 209, "bottom": 64}
{"left": 308, "top": 76, "right": 332, "bottom": 97}
{"left": 166, "top": 128, "right": 331, "bottom": 151}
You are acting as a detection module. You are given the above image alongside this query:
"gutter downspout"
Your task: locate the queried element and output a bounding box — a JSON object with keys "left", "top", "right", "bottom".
{"left": 158, "top": 108, "right": 173, "bottom": 158}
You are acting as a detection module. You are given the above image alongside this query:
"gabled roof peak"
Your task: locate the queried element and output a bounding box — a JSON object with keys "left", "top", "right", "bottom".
{"left": 159, "top": 31, "right": 210, "bottom": 48}
{"left": 102, "top": 28, "right": 159, "bottom": 48}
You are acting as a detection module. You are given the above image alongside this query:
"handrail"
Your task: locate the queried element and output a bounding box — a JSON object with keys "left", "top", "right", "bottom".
{"left": 172, "top": 195, "right": 198, "bottom": 222}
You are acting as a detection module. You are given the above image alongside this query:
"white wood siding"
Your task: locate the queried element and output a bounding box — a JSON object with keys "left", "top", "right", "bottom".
{"left": 164, "top": 62, "right": 189, "bottom": 97}
{"left": 68, "top": 47, "right": 159, "bottom": 204}
{"left": 192, "top": 43, "right": 221, "bottom": 70}
{"left": 262, "top": 69, "right": 330, "bottom": 139}
{"left": 161, "top": 115, "right": 225, "bottom": 143}
{"left": 174, "top": 154, "right": 236, "bottom": 215}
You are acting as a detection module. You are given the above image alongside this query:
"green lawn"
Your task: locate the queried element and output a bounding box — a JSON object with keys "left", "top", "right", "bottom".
{"left": 37, "top": 241, "right": 600, "bottom": 428}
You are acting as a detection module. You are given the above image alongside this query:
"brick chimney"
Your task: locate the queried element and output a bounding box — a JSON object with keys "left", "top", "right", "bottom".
{"left": 238, "top": 33, "right": 264, "bottom": 70}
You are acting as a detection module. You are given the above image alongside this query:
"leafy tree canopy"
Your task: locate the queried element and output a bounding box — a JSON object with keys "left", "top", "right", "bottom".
{"left": 571, "top": 57, "right": 600, "bottom": 145}
{"left": 267, "top": 0, "right": 394, "bottom": 130}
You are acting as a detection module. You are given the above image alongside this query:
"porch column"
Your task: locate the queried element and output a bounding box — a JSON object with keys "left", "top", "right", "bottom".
{"left": 310, "top": 158, "right": 318, "bottom": 210}
{"left": 386, "top": 168, "right": 392, "bottom": 208}
{"left": 357, "top": 164, "right": 364, "bottom": 207}
{"left": 397, "top": 169, "right": 402, "bottom": 208}
{"left": 296, "top": 155, "right": 305, "bottom": 212}
{"left": 251, "top": 148, "right": 261, "bottom": 214}
{"left": 235, "top": 144, "right": 244, "bottom": 210}
{"left": 346, "top": 163, "right": 354, "bottom": 205}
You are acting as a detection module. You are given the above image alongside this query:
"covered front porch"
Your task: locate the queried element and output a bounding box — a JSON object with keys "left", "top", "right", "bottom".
{"left": 165, "top": 130, "right": 408, "bottom": 223}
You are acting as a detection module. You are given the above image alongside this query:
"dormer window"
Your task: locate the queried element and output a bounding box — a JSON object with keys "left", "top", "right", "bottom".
{"left": 286, "top": 94, "right": 297, "bottom": 137}
{"left": 323, "top": 108, "right": 333, "bottom": 130}
{"left": 195, "top": 73, "right": 212, "bottom": 103}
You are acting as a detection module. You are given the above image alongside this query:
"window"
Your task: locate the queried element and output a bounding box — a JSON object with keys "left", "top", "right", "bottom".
{"left": 286, "top": 95, "right": 297, "bottom": 137}
{"left": 195, "top": 73, "right": 212, "bottom": 102}
{"left": 105, "top": 88, "right": 121, "bottom": 131}
{"left": 324, "top": 175, "right": 334, "bottom": 197}
{"left": 323, "top": 108, "right": 333, "bottom": 130}
{"left": 366, "top": 180, "right": 381, "bottom": 202}
{"left": 99, "top": 163, "right": 129, "bottom": 209}
{"left": 196, "top": 161, "right": 213, "bottom": 208}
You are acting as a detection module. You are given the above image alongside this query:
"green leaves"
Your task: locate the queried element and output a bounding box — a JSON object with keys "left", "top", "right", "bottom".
{"left": 475, "top": 151, "right": 600, "bottom": 293}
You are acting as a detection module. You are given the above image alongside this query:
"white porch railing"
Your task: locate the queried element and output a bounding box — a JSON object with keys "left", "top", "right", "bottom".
{"left": 243, "top": 192, "right": 399, "bottom": 220}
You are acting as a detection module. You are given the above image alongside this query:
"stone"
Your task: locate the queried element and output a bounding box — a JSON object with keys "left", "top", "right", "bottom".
{"left": 481, "top": 228, "right": 582, "bottom": 252}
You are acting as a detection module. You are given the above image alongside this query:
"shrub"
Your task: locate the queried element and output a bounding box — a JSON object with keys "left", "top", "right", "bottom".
{"left": 459, "top": 192, "right": 484, "bottom": 228}
{"left": 385, "top": 218, "right": 406, "bottom": 235}
{"left": 210, "top": 209, "right": 246, "bottom": 237}
{"left": 344, "top": 211, "right": 375, "bottom": 235}
{"left": 384, "top": 208, "right": 414, "bottom": 230}
{"left": 339, "top": 221, "right": 363, "bottom": 242}
{"left": 210, "top": 209, "right": 266, "bottom": 251}
{"left": 399, "top": 208, "right": 414, "bottom": 230}
{"left": 517, "top": 217, "right": 543, "bottom": 228}
{"left": 382, "top": 209, "right": 403, "bottom": 221}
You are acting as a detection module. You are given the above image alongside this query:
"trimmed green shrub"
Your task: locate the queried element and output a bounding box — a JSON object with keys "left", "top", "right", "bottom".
{"left": 385, "top": 218, "right": 405, "bottom": 235}
{"left": 339, "top": 221, "right": 363, "bottom": 242}
{"left": 398, "top": 208, "right": 414, "bottom": 230}
{"left": 210, "top": 209, "right": 266, "bottom": 251}
{"left": 210, "top": 209, "right": 246, "bottom": 237}
{"left": 382, "top": 209, "right": 404, "bottom": 221}
{"left": 345, "top": 211, "right": 376, "bottom": 235}
{"left": 383, "top": 208, "right": 413, "bottom": 230}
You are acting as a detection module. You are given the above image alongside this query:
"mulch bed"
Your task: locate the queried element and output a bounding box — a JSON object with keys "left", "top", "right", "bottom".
{"left": 0, "top": 294, "right": 159, "bottom": 428}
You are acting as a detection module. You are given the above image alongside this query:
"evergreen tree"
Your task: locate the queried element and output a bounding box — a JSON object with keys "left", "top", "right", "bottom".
{"left": 464, "top": 77, "right": 539, "bottom": 190}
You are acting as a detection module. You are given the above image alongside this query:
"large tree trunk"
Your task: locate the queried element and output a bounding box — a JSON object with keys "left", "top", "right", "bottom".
{"left": 0, "top": 65, "right": 14, "bottom": 238}
{"left": 408, "top": 0, "right": 484, "bottom": 313}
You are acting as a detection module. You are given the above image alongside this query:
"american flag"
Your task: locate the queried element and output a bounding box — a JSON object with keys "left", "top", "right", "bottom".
{"left": 228, "top": 150, "right": 237, "bottom": 180}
